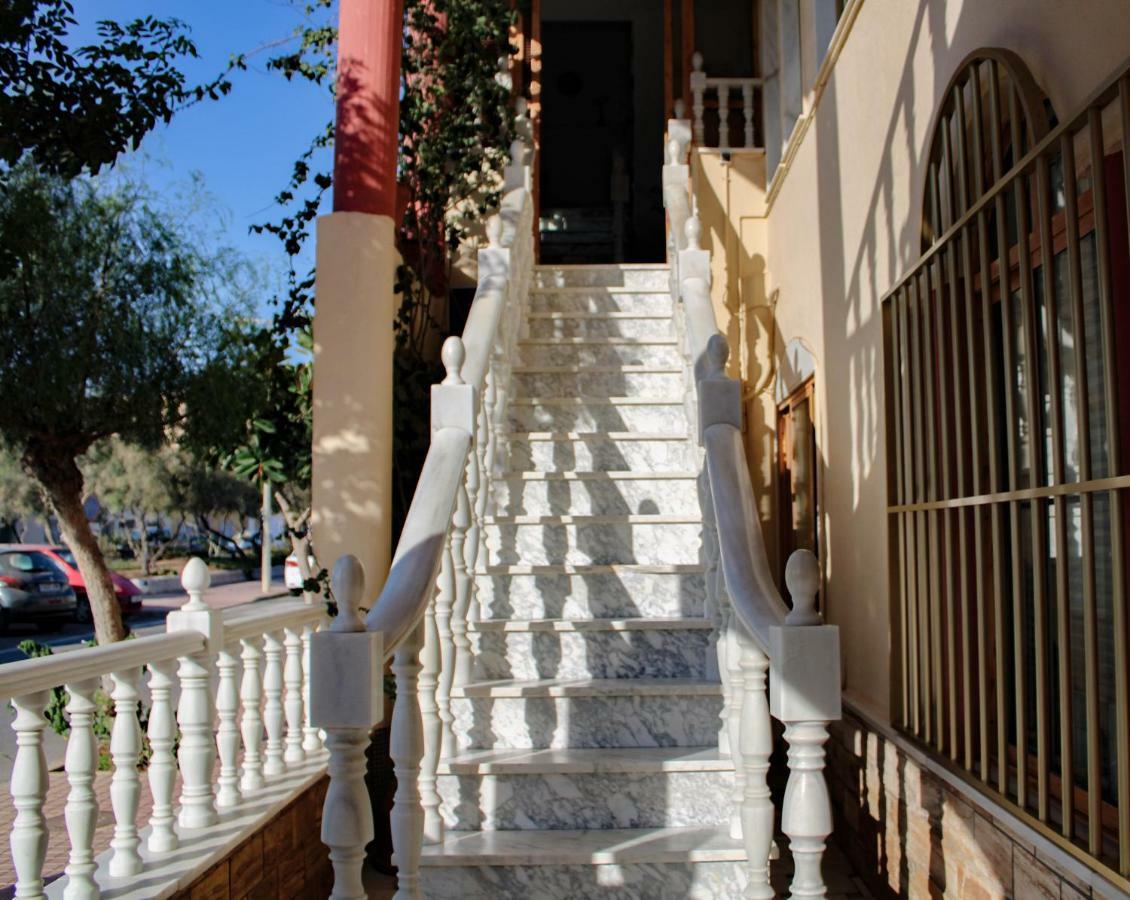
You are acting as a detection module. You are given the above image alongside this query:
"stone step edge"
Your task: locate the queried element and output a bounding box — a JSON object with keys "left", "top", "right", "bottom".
{"left": 504, "top": 431, "right": 689, "bottom": 441}
{"left": 438, "top": 746, "right": 731, "bottom": 776}
{"left": 526, "top": 311, "right": 672, "bottom": 320}
{"left": 484, "top": 513, "right": 701, "bottom": 526}
{"left": 518, "top": 338, "right": 678, "bottom": 345}
{"left": 451, "top": 677, "right": 721, "bottom": 699}
{"left": 478, "top": 563, "right": 705, "bottom": 576}
{"left": 535, "top": 263, "right": 670, "bottom": 270}
{"left": 509, "top": 396, "right": 685, "bottom": 406}
{"left": 512, "top": 365, "right": 682, "bottom": 374}
{"left": 418, "top": 825, "right": 745, "bottom": 867}
{"left": 495, "top": 470, "right": 698, "bottom": 481}
{"left": 530, "top": 285, "right": 672, "bottom": 294}
{"left": 469, "top": 617, "right": 712, "bottom": 634}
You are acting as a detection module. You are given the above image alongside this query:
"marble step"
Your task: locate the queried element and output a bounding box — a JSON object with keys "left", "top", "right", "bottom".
{"left": 527, "top": 312, "right": 674, "bottom": 340}
{"left": 419, "top": 826, "right": 749, "bottom": 899}
{"left": 451, "top": 677, "right": 723, "bottom": 750}
{"left": 534, "top": 263, "right": 670, "bottom": 291}
{"left": 507, "top": 397, "right": 687, "bottom": 433}
{"left": 437, "top": 746, "right": 733, "bottom": 831}
{"left": 475, "top": 564, "right": 707, "bottom": 620}
{"left": 470, "top": 617, "right": 711, "bottom": 681}
{"left": 483, "top": 513, "right": 703, "bottom": 567}
{"left": 492, "top": 471, "right": 701, "bottom": 517}
{"left": 529, "top": 287, "right": 673, "bottom": 315}
{"left": 517, "top": 338, "right": 682, "bottom": 368}
{"left": 512, "top": 366, "right": 684, "bottom": 400}
{"left": 504, "top": 431, "right": 697, "bottom": 473}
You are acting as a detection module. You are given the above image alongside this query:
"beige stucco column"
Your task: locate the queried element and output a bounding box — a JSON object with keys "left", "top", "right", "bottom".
{"left": 311, "top": 212, "right": 396, "bottom": 595}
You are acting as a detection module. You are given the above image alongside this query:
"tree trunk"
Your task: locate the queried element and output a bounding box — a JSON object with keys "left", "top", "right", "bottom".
{"left": 25, "top": 450, "right": 126, "bottom": 644}
{"left": 139, "top": 519, "right": 151, "bottom": 576}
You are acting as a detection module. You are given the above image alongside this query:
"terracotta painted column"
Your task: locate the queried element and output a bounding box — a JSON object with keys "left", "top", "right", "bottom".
{"left": 312, "top": 0, "right": 404, "bottom": 597}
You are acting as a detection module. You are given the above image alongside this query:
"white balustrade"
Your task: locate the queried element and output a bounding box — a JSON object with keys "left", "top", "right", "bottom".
{"left": 690, "top": 51, "right": 764, "bottom": 149}
{"left": 0, "top": 557, "right": 327, "bottom": 898}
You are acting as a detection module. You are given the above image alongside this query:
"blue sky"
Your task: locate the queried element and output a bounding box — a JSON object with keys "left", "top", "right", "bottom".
{"left": 72, "top": 1, "right": 337, "bottom": 315}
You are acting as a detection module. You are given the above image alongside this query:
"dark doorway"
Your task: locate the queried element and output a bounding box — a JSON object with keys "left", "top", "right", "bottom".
{"left": 539, "top": 21, "right": 664, "bottom": 263}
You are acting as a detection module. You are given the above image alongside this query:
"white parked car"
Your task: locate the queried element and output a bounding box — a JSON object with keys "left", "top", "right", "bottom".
{"left": 284, "top": 552, "right": 318, "bottom": 594}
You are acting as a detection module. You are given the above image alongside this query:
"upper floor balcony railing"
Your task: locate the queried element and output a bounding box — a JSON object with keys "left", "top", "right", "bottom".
{"left": 689, "top": 51, "right": 765, "bottom": 151}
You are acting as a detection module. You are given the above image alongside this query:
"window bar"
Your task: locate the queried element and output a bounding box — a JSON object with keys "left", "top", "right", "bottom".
{"left": 1036, "top": 144, "right": 1073, "bottom": 838}
{"left": 932, "top": 245, "right": 959, "bottom": 760}
{"left": 910, "top": 273, "right": 932, "bottom": 741}
{"left": 921, "top": 263, "right": 945, "bottom": 753}
{"left": 940, "top": 111, "right": 957, "bottom": 234}
{"left": 891, "top": 295, "right": 912, "bottom": 729}
{"left": 1062, "top": 126, "right": 1103, "bottom": 857}
{"left": 1117, "top": 74, "right": 1130, "bottom": 873}
{"left": 1088, "top": 106, "right": 1130, "bottom": 874}
{"left": 898, "top": 286, "right": 922, "bottom": 735}
{"left": 1009, "top": 96, "right": 1050, "bottom": 820}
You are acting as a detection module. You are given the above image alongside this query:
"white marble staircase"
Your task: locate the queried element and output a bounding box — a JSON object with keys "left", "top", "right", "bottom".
{"left": 417, "top": 263, "right": 750, "bottom": 898}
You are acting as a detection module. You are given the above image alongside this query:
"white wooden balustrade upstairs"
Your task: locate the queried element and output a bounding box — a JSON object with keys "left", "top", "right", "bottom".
{"left": 689, "top": 51, "right": 765, "bottom": 150}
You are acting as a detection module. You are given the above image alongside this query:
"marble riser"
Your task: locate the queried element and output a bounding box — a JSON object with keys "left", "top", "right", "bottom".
{"left": 518, "top": 342, "right": 683, "bottom": 367}
{"left": 471, "top": 628, "right": 709, "bottom": 680}
{"left": 508, "top": 403, "right": 687, "bottom": 433}
{"left": 492, "top": 478, "right": 701, "bottom": 517}
{"left": 506, "top": 437, "right": 697, "bottom": 473}
{"left": 534, "top": 268, "right": 670, "bottom": 290}
{"left": 476, "top": 571, "right": 707, "bottom": 620}
{"left": 514, "top": 371, "right": 684, "bottom": 400}
{"left": 437, "top": 769, "right": 733, "bottom": 831}
{"left": 529, "top": 292, "right": 673, "bottom": 315}
{"left": 527, "top": 318, "right": 675, "bottom": 340}
{"left": 485, "top": 521, "right": 703, "bottom": 567}
{"left": 453, "top": 693, "right": 723, "bottom": 750}
{"left": 419, "top": 861, "right": 748, "bottom": 898}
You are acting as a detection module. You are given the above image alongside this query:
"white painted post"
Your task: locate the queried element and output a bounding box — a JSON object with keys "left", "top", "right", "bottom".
{"left": 312, "top": 556, "right": 383, "bottom": 900}
{"left": 691, "top": 51, "right": 706, "bottom": 144}
{"left": 742, "top": 82, "right": 755, "bottom": 148}
{"left": 215, "top": 645, "right": 242, "bottom": 808}
{"left": 147, "top": 659, "right": 179, "bottom": 853}
{"left": 302, "top": 623, "right": 323, "bottom": 753}
{"left": 770, "top": 550, "right": 840, "bottom": 899}
{"left": 108, "top": 668, "right": 143, "bottom": 876}
{"left": 168, "top": 558, "right": 220, "bottom": 830}
{"left": 62, "top": 679, "right": 99, "bottom": 899}
{"left": 390, "top": 621, "right": 425, "bottom": 900}
{"left": 738, "top": 634, "right": 774, "bottom": 899}
{"left": 9, "top": 690, "right": 48, "bottom": 899}
{"left": 262, "top": 630, "right": 286, "bottom": 776}
{"left": 283, "top": 626, "right": 306, "bottom": 765}
{"left": 239, "top": 636, "right": 266, "bottom": 792}
{"left": 717, "top": 82, "right": 731, "bottom": 150}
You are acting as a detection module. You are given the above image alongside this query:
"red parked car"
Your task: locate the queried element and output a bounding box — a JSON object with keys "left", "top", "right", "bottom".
{"left": 1, "top": 544, "right": 142, "bottom": 624}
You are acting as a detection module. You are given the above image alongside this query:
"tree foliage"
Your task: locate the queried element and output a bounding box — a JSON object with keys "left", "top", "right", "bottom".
{"left": 0, "top": 445, "right": 46, "bottom": 541}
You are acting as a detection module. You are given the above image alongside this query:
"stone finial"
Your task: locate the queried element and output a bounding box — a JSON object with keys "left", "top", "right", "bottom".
{"left": 685, "top": 215, "right": 702, "bottom": 251}
{"left": 509, "top": 138, "right": 526, "bottom": 167}
{"left": 515, "top": 96, "right": 528, "bottom": 117}
{"left": 486, "top": 214, "right": 503, "bottom": 248}
{"left": 693, "top": 51, "right": 704, "bottom": 72}
{"left": 666, "top": 138, "right": 681, "bottom": 165}
{"left": 674, "top": 98, "right": 686, "bottom": 119}
{"left": 330, "top": 554, "right": 366, "bottom": 633}
{"left": 441, "top": 336, "right": 466, "bottom": 386}
{"left": 180, "top": 557, "right": 210, "bottom": 611}
{"left": 705, "top": 333, "right": 729, "bottom": 378}
{"left": 784, "top": 549, "right": 822, "bottom": 626}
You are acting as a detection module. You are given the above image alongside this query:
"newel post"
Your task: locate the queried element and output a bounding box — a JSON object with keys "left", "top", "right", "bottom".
{"left": 770, "top": 550, "right": 840, "bottom": 898}
{"left": 311, "top": 556, "right": 384, "bottom": 900}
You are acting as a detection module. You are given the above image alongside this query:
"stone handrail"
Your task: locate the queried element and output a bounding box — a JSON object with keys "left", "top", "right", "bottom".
{"left": 1, "top": 558, "right": 328, "bottom": 899}
{"left": 663, "top": 127, "right": 841, "bottom": 897}
{"left": 690, "top": 51, "right": 764, "bottom": 150}
{"left": 311, "top": 112, "right": 535, "bottom": 899}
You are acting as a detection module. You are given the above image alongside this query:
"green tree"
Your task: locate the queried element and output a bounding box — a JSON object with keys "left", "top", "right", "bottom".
{"left": 0, "top": 166, "right": 243, "bottom": 643}
{"left": 0, "top": 445, "right": 47, "bottom": 542}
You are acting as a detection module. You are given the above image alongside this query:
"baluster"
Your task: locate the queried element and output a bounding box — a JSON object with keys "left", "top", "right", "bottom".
{"left": 10, "top": 691, "right": 48, "bottom": 899}
{"left": 725, "top": 614, "right": 746, "bottom": 842}
{"left": 216, "top": 645, "right": 242, "bottom": 807}
{"left": 717, "top": 82, "right": 730, "bottom": 150}
{"left": 691, "top": 51, "right": 706, "bottom": 144}
{"left": 240, "top": 636, "right": 265, "bottom": 791}
{"left": 170, "top": 558, "right": 219, "bottom": 830}
{"left": 742, "top": 82, "right": 755, "bottom": 148}
{"left": 450, "top": 480, "right": 473, "bottom": 688}
{"left": 263, "top": 630, "right": 286, "bottom": 776}
{"left": 147, "top": 659, "right": 178, "bottom": 853}
{"left": 62, "top": 680, "right": 98, "bottom": 899}
{"left": 390, "top": 621, "right": 426, "bottom": 900}
{"left": 782, "top": 721, "right": 833, "bottom": 897}
{"left": 435, "top": 530, "right": 457, "bottom": 757}
{"left": 464, "top": 445, "right": 483, "bottom": 654}
{"left": 314, "top": 557, "right": 382, "bottom": 900}
{"left": 284, "top": 626, "right": 306, "bottom": 765}
{"left": 109, "top": 669, "right": 142, "bottom": 876}
{"left": 419, "top": 593, "right": 444, "bottom": 843}
{"left": 738, "top": 634, "right": 774, "bottom": 899}
{"left": 302, "top": 622, "right": 323, "bottom": 753}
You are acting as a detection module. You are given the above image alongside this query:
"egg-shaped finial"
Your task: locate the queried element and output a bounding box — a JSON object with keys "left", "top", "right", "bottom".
{"left": 685, "top": 215, "right": 702, "bottom": 251}
{"left": 692, "top": 51, "right": 704, "bottom": 72}
{"left": 674, "top": 98, "right": 686, "bottom": 119}
{"left": 330, "top": 554, "right": 366, "bottom": 633}
{"left": 666, "top": 138, "right": 681, "bottom": 165}
{"left": 509, "top": 139, "right": 526, "bottom": 167}
{"left": 486, "top": 214, "right": 503, "bottom": 248}
{"left": 784, "top": 549, "right": 822, "bottom": 626}
{"left": 441, "top": 336, "right": 466, "bottom": 386}
{"left": 705, "top": 333, "right": 729, "bottom": 378}
{"left": 181, "top": 556, "right": 211, "bottom": 610}
{"left": 515, "top": 96, "right": 528, "bottom": 117}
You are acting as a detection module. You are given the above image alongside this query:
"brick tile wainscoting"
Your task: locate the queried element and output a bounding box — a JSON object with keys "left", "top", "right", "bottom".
{"left": 171, "top": 776, "right": 331, "bottom": 900}
{"left": 826, "top": 705, "right": 1122, "bottom": 899}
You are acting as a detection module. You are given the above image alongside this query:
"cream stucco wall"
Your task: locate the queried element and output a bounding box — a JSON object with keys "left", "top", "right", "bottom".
{"left": 707, "top": 0, "right": 1130, "bottom": 724}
